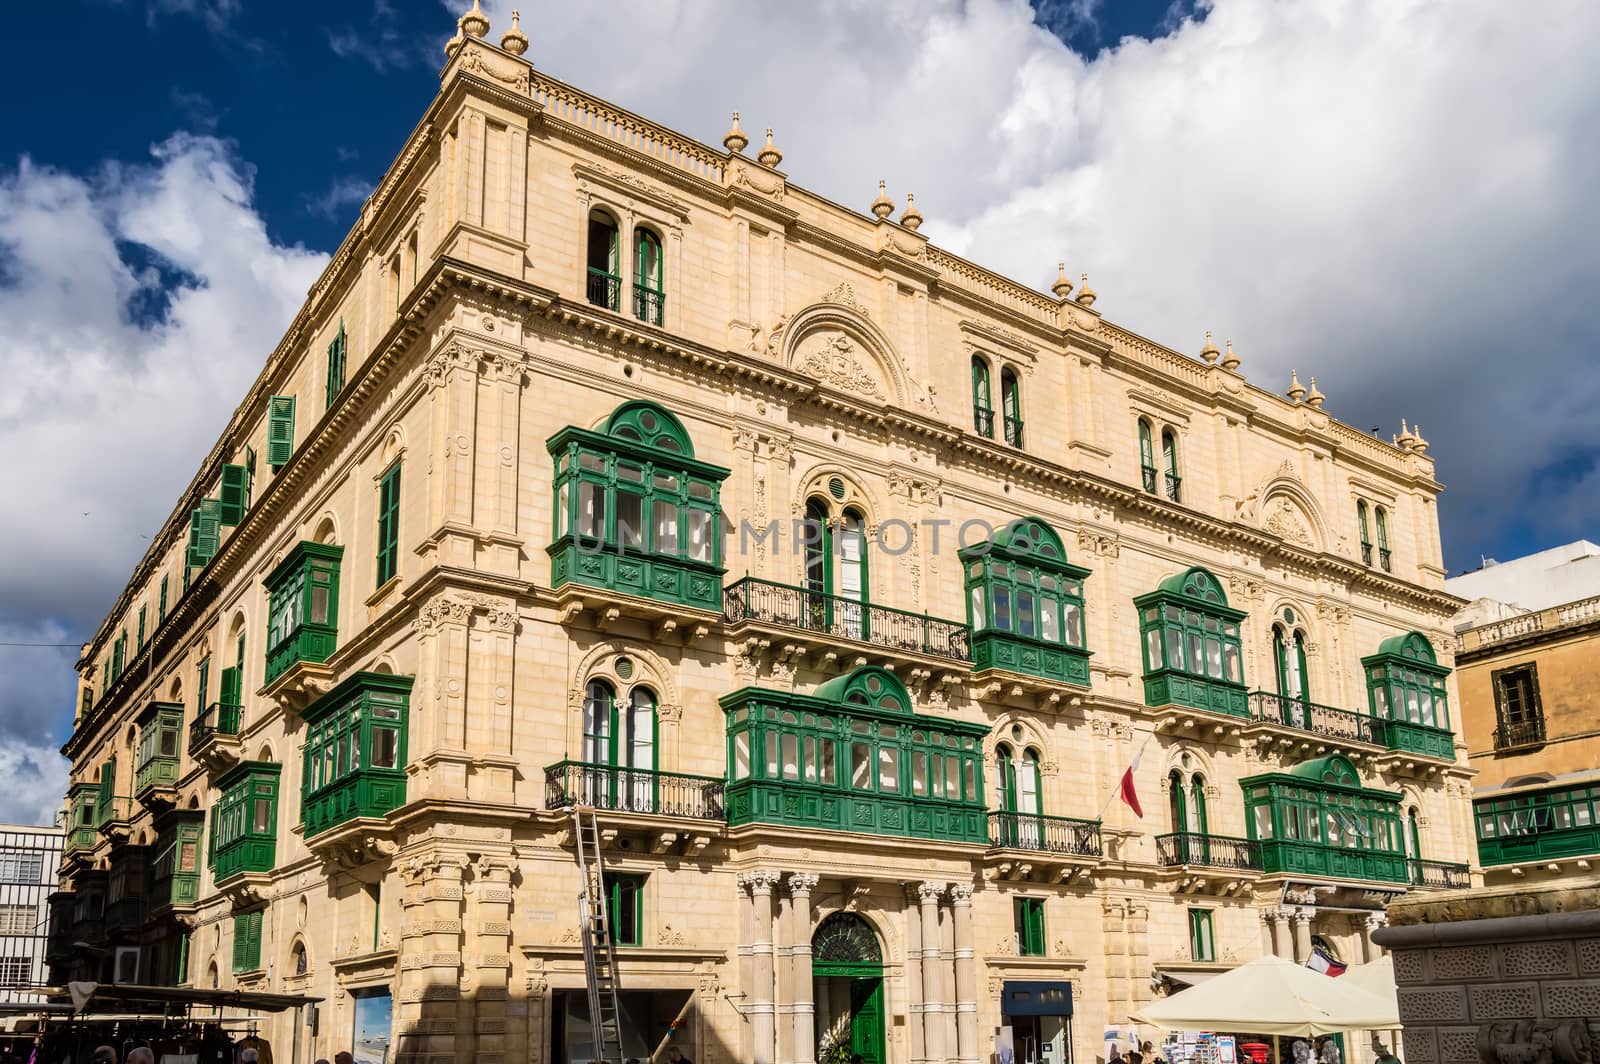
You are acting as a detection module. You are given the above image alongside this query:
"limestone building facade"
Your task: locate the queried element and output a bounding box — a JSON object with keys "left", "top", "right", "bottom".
{"left": 53, "top": 7, "right": 1474, "bottom": 1064}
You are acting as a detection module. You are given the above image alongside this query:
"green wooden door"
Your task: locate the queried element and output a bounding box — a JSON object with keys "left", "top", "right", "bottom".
{"left": 850, "top": 976, "right": 886, "bottom": 1064}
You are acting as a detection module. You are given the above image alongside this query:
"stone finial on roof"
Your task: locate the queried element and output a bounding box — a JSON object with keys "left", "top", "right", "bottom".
{"left": 1411, "top": 424, "right": 1429, "bottom": 454}
{"left": 500, "top": 10, "right": 528, "bottom": 56}
{"left": 459, "top": 0, "right": 489, "bottom": 38}
{"left": 901, "top": 193, "right": 923, "bottom": 231}
{"left": 1199, "top": 330, "right": 1220, "bottom": 364}
{"left": 1075, "top": 273, "right": 1097, "bottom": 307}
{"left": 1051, "top": 263, "right": 1074, "bottom": 300}
{"left": 1305, "top": 376, "right": 1325, "bottom": 409}
{"left": 1395, "top": 418, "right": 1418, "bottom": 450}
{"left": 757, "top": 128, "right": 783, "bottom": 168}
{"left": 1221, "top": 339, "right": 1241, "bottom": 372}
{"left": 871, "top": 180, "right": 894, "bottom": 220}
{"left": 723, "top": 112, "right": 749, "bottom": 154}
{"left": 1287, "top": 369, "right": 1307, "bottom": 402}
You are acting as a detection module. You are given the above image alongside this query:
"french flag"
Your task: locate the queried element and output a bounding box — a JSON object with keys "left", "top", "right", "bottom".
{"left": 1307, "top": 947, "right": 1348, "bottom": 977}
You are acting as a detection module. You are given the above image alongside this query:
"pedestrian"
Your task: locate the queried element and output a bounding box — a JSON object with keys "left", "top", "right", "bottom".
{"left": 667, "top": 1047, "right": 694, "bottom": 1064}
{"left": 1129, "top": 1051, "right": 1144, "bottom": 1064}
{"left": 92, "top": 1048, "right": 117, "bottom": 1064}
{"left": 334, "top": 1055, "right": 354, "bottom": 1064}
{"left": 313, "top": 1060, "right": 330, "bottom": 1064}
{"left": 127, "top": 1051, "right": 154, "bottom": 1064}
{"left": 1110, "top": 1046, "right": 1124, "bottom": 1064}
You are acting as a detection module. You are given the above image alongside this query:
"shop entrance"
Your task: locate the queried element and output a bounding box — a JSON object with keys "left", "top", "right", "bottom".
{"left": 551, "top": 988, "right": 695, "bottom": 1064}
{"left": 812, "top": 912, "right": 886, "bottom": 1064}
{"left": 1000, "top": 980, "right": 1074, "bottom": 1064}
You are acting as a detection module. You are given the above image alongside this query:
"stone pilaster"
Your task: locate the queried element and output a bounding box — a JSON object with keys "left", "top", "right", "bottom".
{"left": 904, "top": 884, "right": 925, "bottom": 1064}
{"left": 747, "top": 871, "right": 779, "bottom": 1064}
{"left": 949, "top": 883, "right": 979, "bottom": 1064}
{"left": 1290, "top": 908, "right": 1313, "bottom": 964}
{"left": 470, "top": 853, "right": 515, "bottom": 1064}
{"left": 918, "top": 881, "right": 947, "bottom": 1064}
{"left": 395, "top": 852, "right": 467, "bottom": 1064}
{"left": 1266, "top": 908, "right": 1290, "bottom": 959}
{"left": 788, "top": 873, "right": 819, "bottom": 1064}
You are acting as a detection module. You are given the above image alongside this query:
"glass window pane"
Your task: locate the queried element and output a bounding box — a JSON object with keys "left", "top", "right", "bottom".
{"left": 578, "top": 482, "right": 604, "bottom": 539}
{"left": 1167, "top": 629, "right": 1185, "bottom": 671}
{"left": 617, "top": 461, "right": 644, "bottom": 483}
{"left": 1223, "top": 644, "right": 1240, "bottom": 683}
{"left": 852, "top": 743, "right": 872, "bottom": 789}
{"left": 946, "top": 755, "right": 961, "bottom": 799}
{"left": 372, "top": 728, "right": 399, "bottom": 769}
{"left": 310, "top": 586, "right": 329, "bottom": 625}
{"left": 820, "top": 740, "right": 836, "bottom": 785}
{"left": 994, "top": 587, "right": 1011, "bottom": 632}
{"left": 970, "top": 586, "right": 986, "bottom": 630}
{"left": 1016, "top": 590, "right": 1036, "bottom": 638}
{"left": 653, "top": 499, "right": 679, "bottom": 556}
{"left": 912, "top": 752, "right": 928, "bottom": 796}
{"left": 1147, "top": 628, "right": 1163, "bottom": 670}
{"left": 617, "top": 492, "right": 644, "bottom": 549}
{"left": 1040, "top": 597, "right": 1059, "bottom": 643}
{"left": 765, "top": 732, "right": 778, "bottom": 778}
{"left": 781, "top": 733, "right": 799, "bottom": 781}
{"left": 734, "top": 732, "right": 750, "bottom": 779}
{"left": 687, "top": 509, "right": 712, "bottom": 563}
{"left": 878, "top": 747, "right": 899, "bottom": 791}
{"left": 1206, "top": 636, "right": 1223, "bottom": 679}
{"left": 252, "top": 798, "right": 271, "bottom": 834}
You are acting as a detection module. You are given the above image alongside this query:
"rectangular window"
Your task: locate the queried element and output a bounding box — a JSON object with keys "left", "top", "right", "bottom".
{"left": 605, "top": 873, "right": 645, "bottom": 947}
{"left": 218, "top": 463, "right": 251, "bottom": 526}
{"left": 1014, "top": 897, "right": 1045, "bottom": 956}
{"left": 1493, "top": 664, "right": 1543, "bottom": 748}
{"left": 0, "top": 904, "right": 35, "bottom": 934}
{"left": 267, "top": 395, "right": 296, "bottom": 469}
{"left": 325, "top": 321, "right": 347, "bottom": 408}
{"left": 137, "top": 605, "right": 147, "bottom": 650}
{"left": 376, "top": 462, "right": 401, "bottom": 587}
{"left": 1188, "top": 909, "right": 1215, "bottom": 962}
{"left": 0, "top": 956, "right": 31, "bottom": 988}
{"left": 232, "top": 910, "right": 263, "bottom": 972}
{"left": 187, "top": 498, "right": 222, "bottom": 569}
{"left": 158, "top": 575, "right": 168, "bottom": 625}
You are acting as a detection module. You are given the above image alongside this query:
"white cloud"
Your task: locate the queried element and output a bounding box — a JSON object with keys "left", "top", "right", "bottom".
{"left": 464, "top": 0, "right": 1600, "bottom": 564}
{"left": 0, "top": 135, "right": 327, "bottom": 822}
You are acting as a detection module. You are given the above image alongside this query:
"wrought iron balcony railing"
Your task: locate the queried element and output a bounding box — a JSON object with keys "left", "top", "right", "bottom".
{"left": 1493, "top": 718, "right": 1546, "bottom": 750}
{"left": 724, "top": 577, "right": 972, "bottom": 664}
{"left": 973, "top": 405, "right": 995, "bottom": 439}
{"left": 1361, "top": 542, "right": 1374, "bottom": 566}
{"left": 586, "top": 268, "right": 620, "bottom": 311}
{"left": 1407, "top": 858, "right": 1470, "bottom": 889}
{"left": 1379, "top": 547, "right": 1393, "bottom": 572}
{"left": 987, "top": 811, "right": 1103, "bottom": 857}
{"left": 633, "top": 284, "right": 664, "bottom": 325}
{"left": 189, "top": 701, "right": 243, "bottom": 754}
{"left": 1141, "top": 464, "right": 1158, "bottom": 493}
{"left": 544, "top": 761, "right": 725, "bottom": 821}
{"left": 1164, "top": 472, "right": 1183, "bottom": 503}
{"left": 1003, "top": 415, "right": 1024, "bottom": 448}
{"left": 1247, "top": 691, "right": 1385, "bottom": 746}
{"left": 1156, "top": 832, "right": 1262, "bottom": 870}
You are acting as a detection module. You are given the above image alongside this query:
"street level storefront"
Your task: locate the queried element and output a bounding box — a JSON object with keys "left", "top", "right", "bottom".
{"left": 1000, "top": 981, "right": 1074, "bottom": 1064}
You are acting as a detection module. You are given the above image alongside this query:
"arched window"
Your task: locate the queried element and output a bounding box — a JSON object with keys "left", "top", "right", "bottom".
{"left": 972, "top": 357, "right": 994, "bottom": 438}
{"left": 1375, "top": 506, "right": 1391, "bottom": 571}
{"left": 1135, "top": 567, "right": 1247, "bottom": 716}
{"left": 633, "top": 228, "right": 664, "bottom": 325}
{"left": 1356, "top": 501, "right": 1373, "bottom": 566}
{"left": 1405, "top": 806, "right": 1421, "bottom": 860}
{"left": 578, "top": 679, "right": 659, "bottom": 811}
{"left": 1168, "top": 769, "right": 1187, "bottom": 832}
{"left": 1189, "top": 774, "right": 1208, "bottom": 835}
{"left": 1271, "top": 610, "right": 1312, "bottom": 721}
{"left": 291, "top": 939, "right": 308, "bottom": 975}
{"left": 1161, "top": 429, "right": 1181, "bottom": 502}
{"left": 1001, "top": 367, "right": 1023, "bottom": 447}
{"left": 960, "top": 517, "right": 1091, "bottom": 687}
{"left": 1138, "top": 419, "right": 1156, "bottom": 492}
{"left": 800, "top": 497, "right": 870, "bottom": 640}
{"left": 586, "top": 209, "right": 620, "bottom": 310}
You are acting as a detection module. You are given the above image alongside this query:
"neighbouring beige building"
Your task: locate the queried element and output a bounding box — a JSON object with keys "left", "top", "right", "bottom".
{"left": 51, "top": 6, "right": 1475, "bottom": 1064}
{"left": 1447, "top": 547, "right": 1600, "bottom": 890}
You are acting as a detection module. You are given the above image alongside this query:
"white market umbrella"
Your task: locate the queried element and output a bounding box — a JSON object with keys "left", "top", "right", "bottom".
{"left": 1128, "top": 955, "right": 1400, "bottom": 1037}
{"left": 1341, "top": 957, "right": 1396, "bottom": 1001}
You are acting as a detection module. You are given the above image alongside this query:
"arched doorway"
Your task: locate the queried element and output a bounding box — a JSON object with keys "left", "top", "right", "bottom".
{"left": 813, "top": 912, "right": 886, "bottom": 1064}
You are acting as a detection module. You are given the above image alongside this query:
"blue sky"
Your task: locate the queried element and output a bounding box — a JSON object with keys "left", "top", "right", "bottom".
{"left": 1, "top": 0, "right": 1597, "bottom": 824}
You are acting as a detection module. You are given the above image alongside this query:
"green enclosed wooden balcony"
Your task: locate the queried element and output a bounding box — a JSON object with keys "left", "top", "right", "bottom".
{"left": 544, "top": 761, "right": 725, "bottom": 821}
{"left": 1242, "top": 754, "right": 1410, "bottom": 885}
{"left": 1379, "top": 719, "right": 1455, "bottom": 760}
{"left": 1474, "top": 779, "right": 1600, "bottom": 867}
{"left": 96, "top": 795, "right": 134, "bottom": 832}
{"left": 149, "top": 811, "right": 203, "bottom": 910}
{"left": 961, "top": 517, "right": 1092, "bottom": 689}
{"left": 1137, "top": 568, "right": 1249, "bottom": 719}
{"left": 105, "top": 895, "right": 146, "bottom": 932}
{"left": 301, "top": 673, "right": 411, "bottom": 839}
{"left": 135, "top": 702, "right": 184, "bottom": 799}
{"left": 66, "top": 783, "right": 100, "bottom": 855}
{"left": 1363, "top": 632, "right": 1455, "bottom": 761}
{"left": 1155, "top": 832, "right": 1262, "bottom": 871}
{"left": 723, "top": 667, "right": 990, "bottom": 846}
{"left": 264, "top": 541, "right": 342, "bottom": 686}
{"left": 547, "top": 401, "right": 729, "bottom": 617}
{"left": 212, "top": 761, "right": 281, "bottom": 882}
{"left": 724, "top": 577, "right": 972, "bottom": 666}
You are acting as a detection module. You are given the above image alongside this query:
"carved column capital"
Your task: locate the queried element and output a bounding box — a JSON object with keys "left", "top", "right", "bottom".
{"left": 948, "top": 881, "right": 974, "bottom": 905}
{"left": 917, "top": 880, "right": 948, "bottom": 904}
{"left": 786, "top": 872, "right": 819, "bottom": 897}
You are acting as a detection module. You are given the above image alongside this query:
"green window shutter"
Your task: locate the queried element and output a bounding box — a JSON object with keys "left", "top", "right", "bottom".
{"left": 218, "top": 464, "right": 250, "bottom": 526}
{"left": 186, "top": 499, "right": 222, "bottom": 569}
{"left": 376, "top": 462, "right": 401, "bottom": 586}
{"left": 197, "top": 657, "right": 210, "bottom": 714}
{"left": 325, "top": 322, "right": 346, "bottom": 408}
{"left": 267, "top": 396, "right": 296, "bottom": 469}
{"left": 80, "top": 684, "right": 93, "bottom": 718}
{"left": 158, "top": 576, "right": 168, "bottom": 625}
{"left": 232, "top": 914, "right": 246, "bottom": 971}
{"left": 219, "top": 665, "right": 242, "bottom": 708}
{"left": 137, "top": 607, "right": 147, "bottom": 649}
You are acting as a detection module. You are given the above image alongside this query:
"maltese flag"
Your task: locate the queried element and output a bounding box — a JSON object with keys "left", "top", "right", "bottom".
{"left": 1307, "top": 948, "right": 1349, "bottom": 977}
{"left": 1118, "top": 748, "right": 1145, "bottom": 819}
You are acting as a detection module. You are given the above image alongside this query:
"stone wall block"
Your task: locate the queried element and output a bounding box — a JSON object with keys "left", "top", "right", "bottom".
{"left": 1437, "top": 1027, "right": 1479, "bottom": 1064}
{"left": 1541, "top": 981, "right": 1600, "bottom": 1017}
{"left": 1467, "top": 982, "right": 1540, "bottom": 1021}
{"left": 1576, "top": 939, "right": 1600, "bottom": 975}
{"left": 1429, "top": 945, "right": 1496, "bottom": 982}
{"left": 1399, "top": 987, "right": 1470, "bottom": 1024}
{"left": 1403, "top": 1028, "right": 1438, "bottom": 1064}
{"left": 1501, "top": 941, "right": 1575, "bottom": 979}
{"left": 1394, "top": 949, "right": 1427, "bottom": 985}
